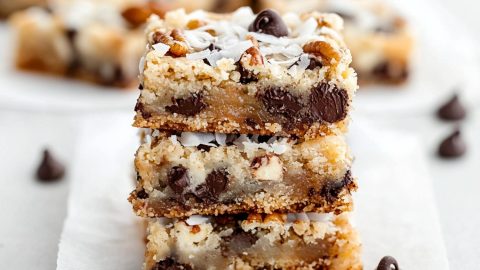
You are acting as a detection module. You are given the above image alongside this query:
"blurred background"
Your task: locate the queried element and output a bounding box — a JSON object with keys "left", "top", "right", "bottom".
{"left": 0, "top": 0, "right": 479, "bottom": 269}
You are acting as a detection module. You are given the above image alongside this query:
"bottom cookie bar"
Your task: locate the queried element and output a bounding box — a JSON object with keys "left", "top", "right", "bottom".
{"left": 144, "top": 213, "right": 361, "bottom": 270}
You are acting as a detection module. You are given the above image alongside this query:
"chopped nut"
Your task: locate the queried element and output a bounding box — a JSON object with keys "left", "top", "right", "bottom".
{"left": 187, "top": 19, "right": 207, "bottom": 29}
{"left": 244, "top": 47, "right": 264, "bottom": 66}
{"left": 121, "top": 5, "right": 151, "bottom": 27}
{"left": 251, "top": 154, "right": 283, "bottom": 181}
{"left": 151, "top": 30, "right": 189, "bottom": 57}
{"left": 303, "top": 40, "right": 340, "bottom": 63}
{"left": 191, "top": 225, "right": 201, "bottom": 234}
{"left": 246, "top": 213, "right": 263, "bottom": 223}
{"left": 264, "top": 213, "right": 285, "bottom": 223}
{"left": 171, "top": 29, "right": 186, "bottom": 42}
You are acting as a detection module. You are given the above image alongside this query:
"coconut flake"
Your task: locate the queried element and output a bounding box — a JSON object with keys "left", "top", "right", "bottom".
{"left": 306, "top": 213, "right": 333, "bottom": 222}
{"left": 185, "top": 215, "right": 210, "bottom": 226}
{"left": 296, "top": 213, "right": 309, "bottom": 221}
{"left": 184, "top": 31, "right": 214, "bottom": 49}
{"left": 169, "top": 135, "right": 178, "bottom": 145}
{"left": 287, "top": 213, "right": 297, "bottom": 223}
{"left": 271, "top": 138, "right": 291, "bottom": 154}
{"left": 186, "top": 49, "right": 211, "bottom": 61}
{"left": 152, "top": 43, "right": 170, "bottom": 56}
{"left": 249, "top": 32, "right": 288, "bottom": 46}
{"left": 178, "top": 132, "right": 215, "bottom": 147}
{"left": 298, "top": 54, "right": 310, "bottom": 71}
{"left": 215, "top": 133, "right": 227, "bottom": 146}
{"left": 138, "top": 56, "right": 146, "bottom": 74}
{"left": 282, "top": 44, "right": 303, "bottom": 57}
{"left": 206, "top": 50, "right": 222, "bottom": 67}
{"left": 220, "top": 40, "right": 253, "bottom": 62}
{"left": 295, "top": 17, "right": 318, "bottom": 38}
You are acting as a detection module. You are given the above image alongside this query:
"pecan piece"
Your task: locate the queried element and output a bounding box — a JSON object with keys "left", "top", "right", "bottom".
{"left": 303, "top": 40, "right": 340, "bottom": 63}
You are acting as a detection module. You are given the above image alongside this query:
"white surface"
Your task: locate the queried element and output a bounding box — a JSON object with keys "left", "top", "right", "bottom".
{"left": 53, "top": 114, "right": 449, "bottom": 270}
{"left": 56, "top": 114, "right": 144, "bottom": 270}
{"left": 1, "top": 0, "right": 480, "bottom": 268}
{"left": 0, "top": 24, "right": 138, "bottom": 112}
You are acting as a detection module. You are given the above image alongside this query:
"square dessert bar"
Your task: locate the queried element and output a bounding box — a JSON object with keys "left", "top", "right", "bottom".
{"left": 10, "top": 1, "right": 149, "bottom": 87}
{"left": 134, "top": 8, "right": 358, "bottom": 137}
{"left": 130, "top": 130, "right": 356, "bottom": 218}
{"left": 144, "top": 213, "right": 361, "bottom": 270}
{"left": 260, "top": 0, "right": 413, "bottom": 84}
{"left": 0, "top": 0, "right": 45, "bottom": 18}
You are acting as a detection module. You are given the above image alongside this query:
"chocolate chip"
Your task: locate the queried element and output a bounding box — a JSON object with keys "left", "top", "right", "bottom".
{"left": 376, "top": 256, "right": 399, "bottom": 270}
{"left": 437, "top": 94, "right": 466, "bottom": 121}
{"left": 238, "top": 64, "right": 258, "bottom": 84}
{"left": 231, "top": 230, "right": 258, "bottom": 246}
{"left": 307, "top": 56, "right": 323, "bottom": 70}
{"left": 261, "top": 87, "right": 302, "bottom": 118}
{"left": 138, "top": 83, "right": 144, "bottom": 90}
{"left": 248, "top": 9, "right": 288, "bottom": 37}
{"left": 194, "top": 170, "right": 229, "bottom": 201}
{"left": 196, "top": 144, "right": 213, "bottom": 152}
{"left": 309, "top": 83, "right": 348, "bottom": 123}
{"left": 152, "top": 258, "right": 192, "bottom": 270}
{"left": 223, "top": 230, "right": 258, "bottom": 255}
{"left": 245, "top": 118, "right": 258, "bottom": 128}
{"left": 134, "top": 102, "right": 152, "bottom": 119}
{"left": 36, "top": 149, "right": 65, "bottom": 182}
{"left": 438, "top": 129, "right": 466, "bottom": 158}
{"left": 372, "top": 61, "right": 409, "bottom": 81}
{"left": 167, "top": 166, "right": 190, "bottom": 194}
{"left": 205, "top": 170, "right": 229, "bottom": 198}
{"left": 136, "top": 189, "right": 149, "bottom": 199}
{"left": 319, "top": 170, "right": 352, "bottom": 202}
{"left": 166, "top": 93, "right": 207, "bottom": 116}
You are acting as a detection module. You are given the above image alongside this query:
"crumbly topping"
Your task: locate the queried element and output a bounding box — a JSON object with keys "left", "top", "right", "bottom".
{"left": 144, "top": 7, "right": 350, "bottom": 73}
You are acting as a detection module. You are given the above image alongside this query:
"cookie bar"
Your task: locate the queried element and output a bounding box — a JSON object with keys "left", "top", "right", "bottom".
{"left": 9, "top": 0, "right": 167, "bottom": 87}
{"left": 260, "top": 0, "right": 413, "bottom": 84}
{"left": 130, "top": 130, "right": 356, "bottom": 218}
{"left": 144, "top": 212, "right": 361, "bottom": 270}
{"left": 0, "top": 0, "right": 45, "bottom": 18}
{"left": 134, "top": 8, "right": 357, "bottom": 137}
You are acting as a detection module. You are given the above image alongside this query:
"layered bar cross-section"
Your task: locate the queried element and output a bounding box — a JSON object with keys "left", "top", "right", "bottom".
{"left": 135, "top": 8, "right": 358, "bottom": 137}
{"left": 130, "top": 130, "right": 356, "bottom": 218}
{"left": 144, "top": 212, "right": 361, "bottom": 270}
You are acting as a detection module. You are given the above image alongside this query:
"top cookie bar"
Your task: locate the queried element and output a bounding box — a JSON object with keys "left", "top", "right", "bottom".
{"left": 134, "top": 7, "right": 358, "bottom": 138}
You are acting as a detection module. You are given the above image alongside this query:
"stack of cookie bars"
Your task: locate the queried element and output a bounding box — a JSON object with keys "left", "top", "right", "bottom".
{"left": 129, "top": 7, "right": 361, "bottom": 269}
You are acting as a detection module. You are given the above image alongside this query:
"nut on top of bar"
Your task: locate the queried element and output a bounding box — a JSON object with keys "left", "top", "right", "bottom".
{"left": 135, "top": 7, "right": 358, "bottom": 137}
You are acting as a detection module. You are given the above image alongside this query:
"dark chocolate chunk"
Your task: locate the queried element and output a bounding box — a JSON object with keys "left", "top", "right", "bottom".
{"left": 376, "top": 256, "right": 399, "bottom": 270}
{"left": 205, "top": 170, "right": 229, "bottom": 198}
{"left": 138, "top": 83, "right": 144, "bottom": 90}
{"left": 36, "top": 149, "right": 65, "bottom": 182}
{"left": 307, "top": 56, "right": 323, "bottom": 70}
{"left": 222, "top": 230, "right": 258, "bottom": 255}
{"left": 319, "top": 170, "right": 352, "bottom": 202}
{"left": 193, "top": 184, "right": 211, "bottom": 200}
{"left": 136, "top": 189, "right": 149, "bottom": 199}
{"left": 238, "top": 64, "right": 258, "bottom": 84}
{"left": 65, "top": 28, "right": 78, "bottom": 42}
{"left": 438, "top": 129, "right": 466, "bottom": 158}
{"left": 261, "top": 87, "right": 302, "bottom": 118}
{"left": 152, "top": 258, "right": 192, "bottom": 270}
{"left": 437, "top": 94, "right": 466, "bottom": 121}
{"left": 194, "top": 170, "right": 229, "bottom": 201}
{"left": 308, "top": 83, "right": 348, "bottom": 123}
{"left": 248, "top": 9, "right": 288, "bottom": 37}
{"left": 196, "top": 144, "right": 213, "bottom": 152}
{"left": 372, "top": 61, "right": 409, "bottom": 81}
{"left": 166, "top": 93, "right": 207, "bottom": 116}
{"left": 167, "top": 166, "right": 190, "bottom": 194}
{"left": 245, "top": 118, "right": 258, "bottom": 128}
{"left": 134, "top": 102, "right": 152, "bottom": 119}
